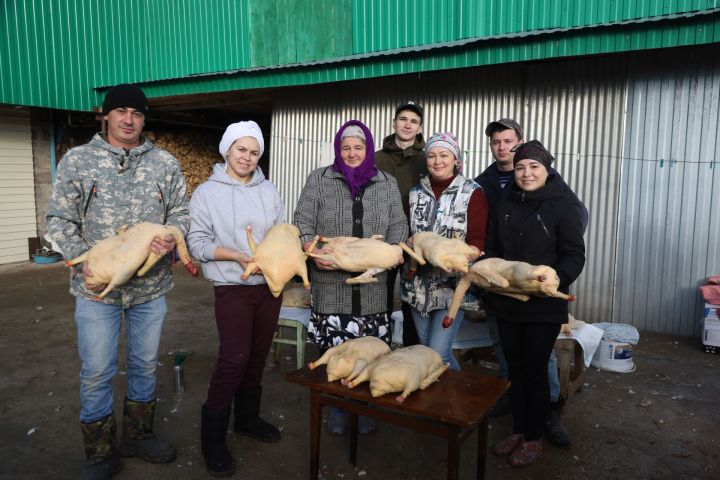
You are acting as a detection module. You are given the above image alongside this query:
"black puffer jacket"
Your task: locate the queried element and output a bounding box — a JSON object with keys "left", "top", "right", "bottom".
{"left": 484, "top": 176, "right": 585, "bottom": 323}
{"left": 474, "top": 162, "right": 589, "bottom": 233}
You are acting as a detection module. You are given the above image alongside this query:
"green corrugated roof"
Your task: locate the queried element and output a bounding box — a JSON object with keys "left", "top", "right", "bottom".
{"left": 1, "top": 0, "right": 718, "bottom": 112}
{"left": 140, "top": 9, "right": 720, "bottom": 98}
{"left": 0, "top": 0, "right": 253, "bottom": 111}
{"left": 351, "top": 0, "right": 719, "bottom": 51}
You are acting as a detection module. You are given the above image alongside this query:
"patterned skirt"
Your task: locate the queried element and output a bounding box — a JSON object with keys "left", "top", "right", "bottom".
{"left": 307, "top": 310, "right": 392, "bottom": 350}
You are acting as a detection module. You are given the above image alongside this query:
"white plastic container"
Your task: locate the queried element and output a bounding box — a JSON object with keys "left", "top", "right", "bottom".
{"left": 391, "top": 311, "right": 404, "bottom": 345}
{"left": 591, "top": 338, "right": 636, "bottom": 373}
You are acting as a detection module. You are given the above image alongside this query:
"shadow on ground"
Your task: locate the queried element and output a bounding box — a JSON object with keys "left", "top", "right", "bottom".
{"left": 0, "top": 262, "right": 718, "bottom": 479}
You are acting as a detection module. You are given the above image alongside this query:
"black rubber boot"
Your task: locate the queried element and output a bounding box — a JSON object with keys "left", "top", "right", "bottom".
{"left": 234, "top": 386, "right": 281, "bottom": 443}
{"left": 118, "top": 397, "right": 176, "bottom": 463}
{"left": 79, "top": 413, "right": 123, "bottom": 480}
{"left": 201, "top": 406, "right": 235, "bottom": 477}
{"left": 545, "top": 397, "right": 571, "bottom": 447}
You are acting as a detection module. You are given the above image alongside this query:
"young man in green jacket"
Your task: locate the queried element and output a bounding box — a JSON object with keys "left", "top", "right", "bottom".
{"left": 375, "top": 101, "right": 427, "bottom": 346}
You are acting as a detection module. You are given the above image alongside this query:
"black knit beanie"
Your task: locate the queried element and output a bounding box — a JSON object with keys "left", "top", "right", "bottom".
{"left": 102, "top": 84, "right": 149, "bottom": 115}
{"left": 512, "top": 140, "right": 554, "bottom": 171}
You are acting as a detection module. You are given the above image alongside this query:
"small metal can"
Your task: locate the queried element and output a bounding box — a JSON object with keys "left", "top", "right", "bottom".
{"left": 173, "top": 364, "right": 185, "bottom": 393}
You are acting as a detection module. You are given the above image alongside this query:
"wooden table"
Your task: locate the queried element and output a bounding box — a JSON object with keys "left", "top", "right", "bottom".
{"left": 286, "top": 367, "right": 509, "bottom": 480}
{"left": 554, "top": 338, "right": 586, "bottom": 399}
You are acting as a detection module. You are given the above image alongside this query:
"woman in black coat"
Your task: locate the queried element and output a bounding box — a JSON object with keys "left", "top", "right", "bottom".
{"left": 485, "top": 140, "right": 585, "bottom": 467}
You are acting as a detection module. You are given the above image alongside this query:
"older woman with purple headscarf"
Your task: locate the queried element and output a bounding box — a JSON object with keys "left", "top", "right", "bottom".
{"left": 294, "top": 120, "right": 408, "bottom": 435}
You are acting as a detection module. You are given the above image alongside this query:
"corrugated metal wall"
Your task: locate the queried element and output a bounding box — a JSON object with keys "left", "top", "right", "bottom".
{"left": 523, "top": 59, "right": 627, "bottom": 325}
{"left": 248, "top": 0, "right": 352, "bottom": 66}
{"left": 2, "top": 1, "right": 718, "bottom": 111}
{"left": 147, "top": 0, "right": 251, "bottom": 79}
{"left": 616, "top": 51, "right": 720, "bottom": 336}
{"left": 0, "top": 109, "right": 36, "bottom": 264}
{"left": 270, "top": 56, "right": 627, "bottom": 326}
{"left": 0, "top": 0, "right": 252, "bottom": 111}
{"left": 272, "top": 48, "right": 720, "bottom": 336}
{"left": 270, "top": 65, "right": 526, "bottom": 220}
{"left": 141, "top": 14, "right": 719, "bottom": 102}
{"left": 352, "top": 0, "right": 720, "bottom": 52}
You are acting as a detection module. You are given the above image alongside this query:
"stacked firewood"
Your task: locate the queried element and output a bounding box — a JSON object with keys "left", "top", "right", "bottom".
{"left": 146, "top": 130, "right": 220, "bottom": 195}
{"left": 55, "top": 128, "right": 220, "bottom": 196}
{"left": 55, "top": 131, "right": 94, "bottom": 163}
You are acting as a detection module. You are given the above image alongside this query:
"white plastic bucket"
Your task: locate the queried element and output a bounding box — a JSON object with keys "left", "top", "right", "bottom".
{"left": 591, "top": 338, "right": 636, "bottom": 373}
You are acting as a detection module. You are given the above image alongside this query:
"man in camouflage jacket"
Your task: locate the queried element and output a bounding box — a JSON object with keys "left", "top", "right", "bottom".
{"left": 46, "top": 84, "right": 189, "bottom": 479}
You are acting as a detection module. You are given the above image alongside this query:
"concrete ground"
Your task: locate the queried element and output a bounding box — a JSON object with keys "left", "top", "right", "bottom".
{"left": 0, "top": 262, "right": 718, "bottom": 480}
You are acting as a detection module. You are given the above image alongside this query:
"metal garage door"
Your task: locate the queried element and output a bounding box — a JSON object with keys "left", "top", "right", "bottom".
{"left": 0, "top": 109, "right": 36, "bottom": 264}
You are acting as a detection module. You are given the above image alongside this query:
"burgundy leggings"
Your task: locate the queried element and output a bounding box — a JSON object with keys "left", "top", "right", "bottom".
{"left": 204, "top": 284, "right": 281, "bottom": 412}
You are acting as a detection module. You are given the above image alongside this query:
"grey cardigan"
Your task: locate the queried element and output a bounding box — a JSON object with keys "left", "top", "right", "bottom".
{"left": 294, "top": 166, "right": 408, "bottom": 315}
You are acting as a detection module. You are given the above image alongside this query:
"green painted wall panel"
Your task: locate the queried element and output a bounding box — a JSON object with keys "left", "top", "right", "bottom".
{"left": 0, "top": 0, "right": 252, "bottom": 111}
{"left": 250, "top": 0, "right": 280, "bottom": 66}
{"left": 352, "top": 0, "right": 720, "bottom": 52}
{"left": 248, "top": 0, "right": 352, "bottom": 67}
{"left": 137, "top": 16, "right": 719, "bottom": 100}
{"left": 144, "top": 0, "right": 251, "bottom": 79}
{"left": 276, "top": 0, "right": 297, "bottom": 65}
{"left": 0, "top": 0, "right": 718, "bottom": 112}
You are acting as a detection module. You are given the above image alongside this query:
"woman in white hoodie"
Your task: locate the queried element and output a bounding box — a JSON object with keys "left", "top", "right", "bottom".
{"left": 187, "top": 121, "right": 285, "bottom": 477}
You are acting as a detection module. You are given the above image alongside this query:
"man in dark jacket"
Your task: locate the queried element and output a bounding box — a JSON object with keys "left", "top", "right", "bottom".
{"left": 375, "top": 101, "right": 428, "bottom": 346}
{"left": 476, "top": 118, "right": 588, "bottom": 227}
{"left": 474, "top": 118, "right": 588, "bottom": 447}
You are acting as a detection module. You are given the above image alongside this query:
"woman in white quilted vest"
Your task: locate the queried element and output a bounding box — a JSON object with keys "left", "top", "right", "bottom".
{"left": 400, "top": 132, "right": 489, "bottom": 370}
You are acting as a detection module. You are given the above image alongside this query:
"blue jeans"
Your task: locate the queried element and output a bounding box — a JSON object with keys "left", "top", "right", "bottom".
{"left": 75, "top": 296, "right": 167, "bottom": 423}
{"left": 410, "top": 308, "right": 465, "bottom": 371}
{"left": 548, "top": 350, "right": 560, "bottom": 402}
{"left": 487, "top": 316, "right": 509, "bottom": 378}
{"left": 490, "top": 316, "right": 562, "bottom": 401}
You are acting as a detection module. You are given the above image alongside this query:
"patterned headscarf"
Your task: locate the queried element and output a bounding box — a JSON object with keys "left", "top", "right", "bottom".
{"left": 425, "top": 132, "right": 462, "bottom": 174}
{"left": 332, "top": 120, "right": 377, "bottom": 198}
{"left": 340, "top": 125, "right": 366, "bottom": 142}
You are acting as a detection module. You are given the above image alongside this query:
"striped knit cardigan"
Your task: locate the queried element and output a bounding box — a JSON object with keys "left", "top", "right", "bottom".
{"left": 294, "top": 166, "right": 408, "bottom": 316}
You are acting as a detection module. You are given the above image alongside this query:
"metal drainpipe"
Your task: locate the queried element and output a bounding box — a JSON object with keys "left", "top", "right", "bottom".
{"left": 49, "top": 110, "right": 56, "bottom": 183}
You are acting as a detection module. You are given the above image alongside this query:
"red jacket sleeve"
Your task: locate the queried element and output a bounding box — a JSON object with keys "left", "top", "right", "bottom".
{"left": 465, "top": 188, "right": 489, "bottom": 253}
